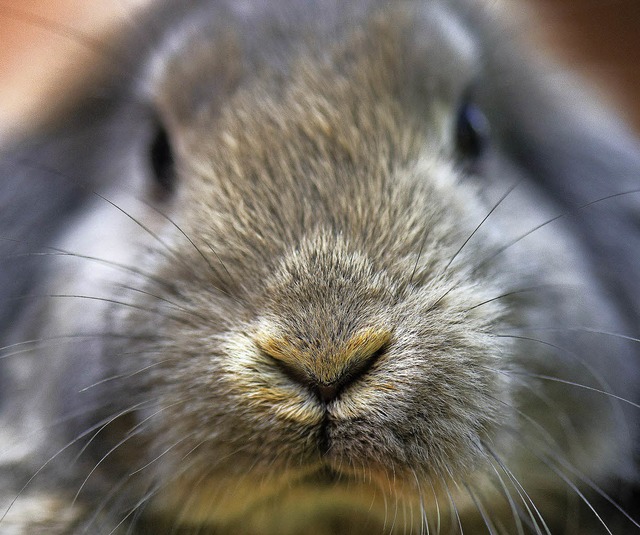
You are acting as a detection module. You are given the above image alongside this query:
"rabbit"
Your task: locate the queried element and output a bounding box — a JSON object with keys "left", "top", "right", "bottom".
{"left": 0, "top": 0, "right": 639, "bottom": 533}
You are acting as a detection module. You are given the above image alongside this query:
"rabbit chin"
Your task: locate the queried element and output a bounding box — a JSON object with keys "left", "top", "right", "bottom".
{"left": 145, "top": 463, "right": 487, "bottom": 532}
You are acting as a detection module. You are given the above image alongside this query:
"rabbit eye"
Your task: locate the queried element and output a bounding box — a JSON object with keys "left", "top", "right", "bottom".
{"left": 455, "top": 100, "right": 490, "bottom": 163}
{"left": 149, "top": 123, "right": 176, "bottom": 197}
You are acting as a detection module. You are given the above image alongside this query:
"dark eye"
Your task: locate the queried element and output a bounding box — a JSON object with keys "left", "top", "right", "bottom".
{"left": 149, "top": 123, "right": 176, "bottom": 197}
{"left": 455, "top": 100, "right": 490, "bottom": 164}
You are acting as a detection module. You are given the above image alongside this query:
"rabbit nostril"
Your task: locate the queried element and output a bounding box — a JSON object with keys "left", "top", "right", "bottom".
{"left": 255, "top": 328, "right": 392, "bottom": 403}
{"left": 316, "top": 383, "right": 340, "bottom": 403}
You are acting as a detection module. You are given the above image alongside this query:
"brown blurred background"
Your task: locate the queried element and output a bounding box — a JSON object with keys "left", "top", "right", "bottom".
{"left": 0, "top": 0, "right": 145, "bottom": 133}
{"left": 533, "top": 0, "right": 640, "bottom": 129}
{"left": 0, "top": 0, "right": 639, "bottom": 132}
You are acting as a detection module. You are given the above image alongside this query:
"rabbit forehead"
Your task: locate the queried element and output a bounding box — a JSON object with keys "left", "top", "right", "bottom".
{"left": 141, "top": 0, "right": 480, "bottom": 130}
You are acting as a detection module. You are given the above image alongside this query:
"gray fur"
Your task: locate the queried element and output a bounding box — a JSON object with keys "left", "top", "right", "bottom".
{"left": 1, "top": 1, "right": 639, "bottom": 533}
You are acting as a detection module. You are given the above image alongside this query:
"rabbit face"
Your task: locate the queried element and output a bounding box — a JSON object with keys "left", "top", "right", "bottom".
{"left": 1, "top": 1, "right": 639, "bottom": 533}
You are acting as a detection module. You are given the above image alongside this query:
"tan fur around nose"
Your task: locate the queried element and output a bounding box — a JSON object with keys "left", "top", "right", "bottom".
{"left": 254, "top": 327, "right": 392, "bottom": 389}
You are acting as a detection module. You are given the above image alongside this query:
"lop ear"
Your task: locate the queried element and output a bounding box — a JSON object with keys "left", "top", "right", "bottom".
{"left": 0, "top": 131, "right": 93, "bottom": 333}
{"left": 481, "top": 46, "right": 640, "bottom": 326}
{"left": 0, "top": 3, "right": 140, "bottom": 335}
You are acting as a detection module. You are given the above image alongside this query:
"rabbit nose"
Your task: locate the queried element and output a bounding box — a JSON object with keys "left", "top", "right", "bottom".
{"left": 255, "top": 327, "right": 392, "bottom": 403}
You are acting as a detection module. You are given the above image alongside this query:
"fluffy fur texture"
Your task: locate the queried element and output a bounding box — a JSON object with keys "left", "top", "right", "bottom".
{"left": 1, "top": 0, "right": 639, "bottom": 533}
